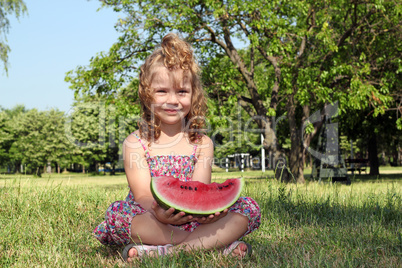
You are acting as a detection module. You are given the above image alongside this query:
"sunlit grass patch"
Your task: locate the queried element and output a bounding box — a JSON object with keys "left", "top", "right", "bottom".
{"left": 0, "top": 173, "right": 401, "bottom": 267}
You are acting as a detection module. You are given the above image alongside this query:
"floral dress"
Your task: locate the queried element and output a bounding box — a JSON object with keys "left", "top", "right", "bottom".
{"left": 93, "top": 134, "right": 261, "bottom": 246}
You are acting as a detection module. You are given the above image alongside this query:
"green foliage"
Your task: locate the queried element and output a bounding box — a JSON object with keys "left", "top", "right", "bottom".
{"left": 0, "top": 100, "right": 141, "bottom": 175}
{"left": 5, "top": 108, "right": 71, "bottom": 176}
{"left": 63, "top": 0, "right": 401, "bottom": 182}
{"left": 0, "top": 0, "right": 27, "bottom": 73}
{"left": 67, "top": 98, "right": 112, "bottom": 172}
{"left": 397, "top": 118, "right": 402, "bottom": 131}
{"left": 0, "top": 107, "right": 71, "bottom": 174}
{"left": 65, "top": 90, "right": 141, "bottom": 173}
{"left": 0, "top": 111, "right": 13, "bottom": 163}
{"left": 304, "top": 121, "right": 314, "bottom": 135}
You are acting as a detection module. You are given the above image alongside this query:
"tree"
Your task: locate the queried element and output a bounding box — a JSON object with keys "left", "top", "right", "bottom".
{"left": 64, "top": 91, "right": 140, "bottom": 174}
{"left": 42, "top": 109, "right": 73, "bottom": 174}
{"left": 341, "top": 106, "right": 402, "bottom": 175}
{"left": 0, "top": 110, "right": 14, "bottom": 166}
{"left": 202, "top": 53, "right": 261, "bottom": 160}
{"left": 0, "top": 105, "right": 26, "bottom": 172}
{"left": 65, "top": 98, "right": 106, "bottom": 173}
{"left": 8, "top": 108, "right": 72, "bottom": 176}
{"left": 0, "top": 107, "right": 74, "bottom": 176}
{"left": 66, "top": 0, "right": 401, "bottom": 182}
{"left": 0, "top": 0, "right": 27, "bottom": 73}
{"left": 10, "top": 109, "right": 49, "bottom": 176}
{"left": 337, "top": 1, "right": 402, "bottom": 174}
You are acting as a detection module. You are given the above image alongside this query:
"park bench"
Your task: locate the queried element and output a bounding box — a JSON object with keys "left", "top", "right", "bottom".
{"left": 345, "top": 158, "right": 369, "bottom": 175}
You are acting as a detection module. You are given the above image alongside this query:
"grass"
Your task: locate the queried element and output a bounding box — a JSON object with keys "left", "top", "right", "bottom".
{"left": 0, "top": 169, "right": 401, "bottom": 267}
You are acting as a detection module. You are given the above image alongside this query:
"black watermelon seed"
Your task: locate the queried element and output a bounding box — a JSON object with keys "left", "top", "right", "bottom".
{"left": 195, "top": 187, "right": 198, "bottom": 191}
{"left": 219, "top": 186, "right": 222, "bottom": 190}
{"left": 189, "top": 186, "right": 193, "bottom": 190}
{"left": 180, "top": 185, "right": 184, "bottom": 189}
{"left": 185, "top": 186, "right": 188, "bottom": 189}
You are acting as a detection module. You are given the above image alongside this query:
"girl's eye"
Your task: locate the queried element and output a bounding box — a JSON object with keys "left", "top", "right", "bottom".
{"left": 178, "top": 90, "right": 188, "bottom": 95}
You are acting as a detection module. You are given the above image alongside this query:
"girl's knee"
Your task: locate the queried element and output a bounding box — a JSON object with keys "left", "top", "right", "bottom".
{"left": 231, "top": 211, "right": 249, "bottom": 226}
{"left": 232, "top": 197, "right": 261, "bottom": 216}
{"left": 229, "top": 197, "right": 261, "bottom": 234}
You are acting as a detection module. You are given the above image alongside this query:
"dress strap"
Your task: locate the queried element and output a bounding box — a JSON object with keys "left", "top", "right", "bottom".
{"left": 191, "top": 144, "right": 198, "bottom": 158}
{"left": 132, "top": 133, "right": 151, "bottom": 159}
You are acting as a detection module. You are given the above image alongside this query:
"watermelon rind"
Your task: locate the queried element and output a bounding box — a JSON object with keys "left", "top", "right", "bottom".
{"left": 151, "top": 177, "right": 244, "bottom": 217}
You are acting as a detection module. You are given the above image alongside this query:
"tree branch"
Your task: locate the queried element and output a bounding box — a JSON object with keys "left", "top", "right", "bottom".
{"left": 320, "top": 6, "right": 376, "bottom": 71}
{"left": 296, "top": 6, "right": 316, "bottom": 60}
{"left": 257, "top": 47, "right": 281, "bottom": 111}
{"left": 203, "top": 24, "right": 227, "bottom": 50}
{"left": 237, "top": 98, "right": 261, "bottom": 127}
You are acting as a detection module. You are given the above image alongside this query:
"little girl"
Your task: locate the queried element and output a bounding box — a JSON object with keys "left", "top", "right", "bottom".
{"left": 93, "top": 33, "right": 261, "bottom": 261}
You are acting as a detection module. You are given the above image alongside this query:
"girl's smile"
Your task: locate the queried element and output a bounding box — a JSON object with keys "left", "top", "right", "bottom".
{"left": 163, "top": 108, "right": 179, "bottom": 114}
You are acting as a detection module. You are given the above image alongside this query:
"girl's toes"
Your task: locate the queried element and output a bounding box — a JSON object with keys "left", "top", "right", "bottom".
{"left": 232, "top": 243, "right": 247, "bottom": 258}
{"left": 127, "top": 247, "right": 138, "bottom": 262}
{"left": 223, "top": 241, "right": 252, "bottom": 259}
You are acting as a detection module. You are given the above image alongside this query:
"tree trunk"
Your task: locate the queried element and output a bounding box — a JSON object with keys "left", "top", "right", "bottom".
{"left": 391, "top": 145, "right": 400, "bottom": 166}
{"left": 287, "top": 96, "right": 305, "bottom": 183}
{"left": 111, "top": 163, "right": 116, "bottom": 175}
{"left": 36, "top": 166, "right": 42, "bottom": 177}
{"left": 15, "top": 163, "right": 20, "bottom": 174}
{"left": 368, "top": 130, "right": 379, "bottom": 175}
{"left": 288, "top": 130, "right": 305, "bottom": 183}
{"left": 263, "top": 115, "right": 279, "bottom": 165}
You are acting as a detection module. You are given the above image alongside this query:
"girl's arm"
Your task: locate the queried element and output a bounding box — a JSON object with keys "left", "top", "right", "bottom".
{"left": 123, "top": 134, "right": 193, "bottom": 225}
{"left": 191, "top": 135, "right": 214, "bottom": 184}
{"left": 123, "top": 134, "right": 155, "bottom": 211}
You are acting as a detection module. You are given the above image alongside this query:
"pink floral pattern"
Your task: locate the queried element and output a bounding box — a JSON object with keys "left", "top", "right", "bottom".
{"left": 93, "top": 134, "right": 261, "bottom": 246}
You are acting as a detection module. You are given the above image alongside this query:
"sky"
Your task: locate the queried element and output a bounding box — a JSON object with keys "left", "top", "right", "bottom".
{"left": 0, "top": 0, "right": 121, "bottom": 113}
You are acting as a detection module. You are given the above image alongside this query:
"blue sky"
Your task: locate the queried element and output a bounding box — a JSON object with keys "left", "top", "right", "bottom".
{"left": 0, "top": 0, "right": 121, "bottom": 113}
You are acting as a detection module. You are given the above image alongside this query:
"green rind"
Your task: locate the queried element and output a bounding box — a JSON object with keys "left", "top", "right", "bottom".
{"left": 151, "top": 177, "right": 244, "bottom": 217}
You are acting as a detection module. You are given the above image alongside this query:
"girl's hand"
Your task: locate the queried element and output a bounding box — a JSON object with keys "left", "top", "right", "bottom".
{"left": 194, "top": 209, "right": 229, "bottom": 224}
{"left": 151, "top": 201, "right": 193, "bottom": 225}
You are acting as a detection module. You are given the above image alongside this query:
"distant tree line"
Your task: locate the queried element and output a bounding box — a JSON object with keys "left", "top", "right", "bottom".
{"left": 0, "top": 101, "right": 129, "bottom": 176}
{"left": 1, "top": 92, "right": 400, "bottom": 177}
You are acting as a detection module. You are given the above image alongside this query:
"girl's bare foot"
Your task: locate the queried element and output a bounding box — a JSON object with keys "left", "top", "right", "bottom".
{"left": 223, "top": 241, "right": 252, "bottom": 259}
{"left": 122, "top": 244, "right": 172, "bottom": 262}
{"left": 126, "top": 247, "right": 138, "bottom": 262}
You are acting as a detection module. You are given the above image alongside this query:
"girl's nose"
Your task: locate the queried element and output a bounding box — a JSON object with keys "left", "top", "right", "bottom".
{"left": 166, "top": 92, "right": 179, "bottom": 104}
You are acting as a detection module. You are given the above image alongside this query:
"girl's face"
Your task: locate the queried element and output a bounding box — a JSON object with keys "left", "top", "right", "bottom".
{"left": 150, "top": 66, "right": 192, "bottom": 127}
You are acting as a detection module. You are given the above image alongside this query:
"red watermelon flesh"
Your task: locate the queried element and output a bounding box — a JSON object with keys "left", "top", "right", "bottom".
{"left": 150, "top": 176, "right": 244, "bottom": 216}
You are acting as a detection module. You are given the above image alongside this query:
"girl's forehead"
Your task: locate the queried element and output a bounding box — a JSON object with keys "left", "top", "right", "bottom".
{"left": 151, "top": 66, "right": 192, "bottom": 88}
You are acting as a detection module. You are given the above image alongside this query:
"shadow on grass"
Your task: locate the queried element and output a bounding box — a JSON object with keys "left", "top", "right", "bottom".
{"left": 253, "top": 180, "right": 401, "bottom": 247}
{"left": 248, "top": 180, "right": 402, "bottom": 266}
{"left": 345, "top": 173, "right": 402, "bottom": 183}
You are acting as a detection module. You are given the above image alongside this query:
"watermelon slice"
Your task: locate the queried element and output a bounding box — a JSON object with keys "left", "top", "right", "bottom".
{"left": 150, "top": 176, "right": 244, "bottom": 216}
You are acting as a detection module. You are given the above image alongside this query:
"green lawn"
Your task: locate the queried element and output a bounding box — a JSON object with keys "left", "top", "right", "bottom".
{"left": 0, "top": 169, "right": 401, "bottom": 267}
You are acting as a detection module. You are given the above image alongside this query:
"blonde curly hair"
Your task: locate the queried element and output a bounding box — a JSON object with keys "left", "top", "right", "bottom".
{"left": 138, "top": 33, "right": 207, "bottom": 144}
